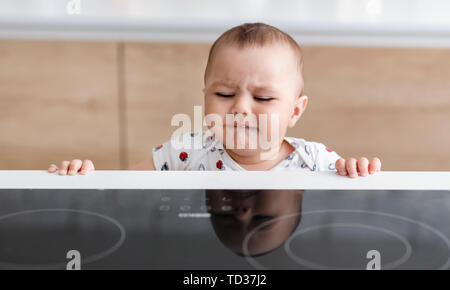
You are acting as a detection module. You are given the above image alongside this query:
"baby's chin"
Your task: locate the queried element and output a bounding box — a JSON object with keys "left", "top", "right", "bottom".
{"left": 223, "top": 127, "right": 260, "bottom": 150}
{"left": 225, "top": 147, "right": 262, "bottom": 157}
{"left": 209, "top": 125, "right": 283, "bottom": 150}
{"left": 223, "top": 136, "right": 283, "bottom": 161}
{"left": 226, "top": 147, "right": 283, "bottom": 162}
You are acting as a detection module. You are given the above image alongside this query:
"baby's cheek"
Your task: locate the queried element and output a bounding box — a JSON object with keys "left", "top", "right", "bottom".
{"left": 271, "top": 111, "right": 290, "bottom": 135}
{"left": 205, "top": 97, "right": 226, "bottom": 115}
{"left": 256, "top": 115, "right": 287, "bottom": 146}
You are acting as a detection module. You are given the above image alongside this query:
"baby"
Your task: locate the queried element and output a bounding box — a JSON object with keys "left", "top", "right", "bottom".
{"left": 48, "top": 23, "right": 381, "bottom": 177}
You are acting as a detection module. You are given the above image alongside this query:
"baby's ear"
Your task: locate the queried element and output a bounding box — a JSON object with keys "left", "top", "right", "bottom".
{"left": 288, "top": 95, "right": 308, "bottom": 128}
{"left": 298, "top": 95, "right": 308, "bottom": 111}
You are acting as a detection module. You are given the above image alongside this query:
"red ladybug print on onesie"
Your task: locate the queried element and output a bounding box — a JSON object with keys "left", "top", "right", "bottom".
{"left": 153, "top": 144, "right": 163, "bottom": 152}
{"left": 179, "top": 152, "right": 188, "bottom": 162}
{"left": 216, "top": 160, "right": 224, "bottom": 170}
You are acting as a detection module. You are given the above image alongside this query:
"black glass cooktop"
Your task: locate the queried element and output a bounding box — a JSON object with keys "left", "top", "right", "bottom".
{"left": 0, "top": 189, "right": 449, "bottom": 270}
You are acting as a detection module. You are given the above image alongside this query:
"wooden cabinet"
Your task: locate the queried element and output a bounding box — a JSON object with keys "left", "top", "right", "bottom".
{"left": 124, "top": 43, "right": 209, "bottom": 168}
{"left": 296, "top": 46, "right": 450, "bottom": 171}
{"left": 0, "top": 40, "right": 120, "bottom": 169}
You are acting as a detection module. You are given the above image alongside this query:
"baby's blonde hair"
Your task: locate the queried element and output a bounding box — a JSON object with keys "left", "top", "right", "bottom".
{"left": 204, "top": 22, "right": 304, "bottom": 95}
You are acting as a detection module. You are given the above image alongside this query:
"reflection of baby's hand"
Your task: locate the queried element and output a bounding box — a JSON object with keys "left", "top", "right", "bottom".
{"left": 335, "top": 157, "right": 381, "bottom": 178}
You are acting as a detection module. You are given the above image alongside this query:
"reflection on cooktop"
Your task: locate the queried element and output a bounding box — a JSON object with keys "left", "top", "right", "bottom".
{"left": 0, "top": 189, "right": 449, "bottom": 269}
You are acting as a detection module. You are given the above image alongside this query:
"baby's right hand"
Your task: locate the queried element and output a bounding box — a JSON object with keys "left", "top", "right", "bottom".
{"left": 48, "top": 159, "right": 95, "bottom": 176}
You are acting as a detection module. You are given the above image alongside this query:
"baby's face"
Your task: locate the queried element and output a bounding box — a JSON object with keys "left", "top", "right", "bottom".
{"left": 204, "top": 43, "right": 307, "bottom": 155}
{"left": 206, "top": 189, "right": 304, "bottom": 255}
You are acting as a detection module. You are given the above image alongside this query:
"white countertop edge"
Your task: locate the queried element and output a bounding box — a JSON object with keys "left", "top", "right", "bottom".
{"left": 0, "top": 170, "right": 449, "bottom": 190}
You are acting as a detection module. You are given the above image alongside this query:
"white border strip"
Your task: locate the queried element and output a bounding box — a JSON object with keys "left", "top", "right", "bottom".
{"left": 0, "top": 170, "right": 449, "bottom": 190}
{"left": 2, "top": 19, "right": 450, "bottom": 48}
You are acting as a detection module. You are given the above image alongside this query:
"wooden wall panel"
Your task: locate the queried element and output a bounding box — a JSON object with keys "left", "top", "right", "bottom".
{"left": 0, "top": 40, "right": 120, "bottom": 170}
{"left": 124, "top": 43, "right": 210, "bottom": 168}
{"left": 296, "top": 46, "right": 450, "bottom": 170}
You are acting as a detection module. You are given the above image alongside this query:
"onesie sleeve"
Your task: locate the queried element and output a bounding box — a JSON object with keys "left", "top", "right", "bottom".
{"left": 310, "top": 142, "right": 342, "bottom": 171}
{"left": 152, "top": 132, "right": 196, "bottom": 171}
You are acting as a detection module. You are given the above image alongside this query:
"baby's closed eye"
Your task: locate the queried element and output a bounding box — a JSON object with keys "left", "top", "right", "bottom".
{"left": 215, "top": 92, "right": 274, "bottom": 102}
{"left": 215, "top": 92, "right": 234, "bottom": 98}
{"left": 253, "top": 96, "right": 274, "bottom": 102}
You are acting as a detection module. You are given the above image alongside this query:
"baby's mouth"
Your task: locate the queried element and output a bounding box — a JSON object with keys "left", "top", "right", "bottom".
{"left": 226, "top": 122, "right": 258, "bottom": 130}
{"left": 226, "top": 126, "right": 258, "bottom": 135}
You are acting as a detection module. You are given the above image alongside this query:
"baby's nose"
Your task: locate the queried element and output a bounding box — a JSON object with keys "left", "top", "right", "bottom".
{"left": 231, "top": 95, "right": 252, "bottom": 116}
{"left": 234, "top": 206, "right": 252, "bottom": 221}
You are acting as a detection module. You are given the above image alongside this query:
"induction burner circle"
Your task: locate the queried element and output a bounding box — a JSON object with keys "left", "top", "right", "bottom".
{"left": 243, "top": 209, "right": 450, "bottom": 270}
{"left": 0, "top": 209, "right": 126, "bottom": 270}
{"left": 285, "top": 223, "right": 412, "bottom": 270}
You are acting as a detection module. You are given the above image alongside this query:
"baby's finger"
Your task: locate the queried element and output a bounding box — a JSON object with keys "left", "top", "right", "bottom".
{"left": 68, "top": 159, "right": 82, "bottom": 176}
{"left": 80, "top": 159, "right": 95, "bottom": 175}
{"left": 369, "top": 157, "right": 382, "bottom": 174}
{"left": 357, "top": 157, "right": 369, "bottom": 177}
{"left": 335, "top": 158, "right": 347, "bottom": 176}
{"left": 346, "top": 158, "right": 358, "bottom": 178}
{"left": 59, "top": 161, "right": 70, "bottom": 176}
{"left": 48, "top": 164, "right": 58, "bottom": 173}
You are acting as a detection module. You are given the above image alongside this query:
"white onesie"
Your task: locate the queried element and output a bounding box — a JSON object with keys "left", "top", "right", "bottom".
{"left": 152, "top": 130, "right": 341, "bottom": 171}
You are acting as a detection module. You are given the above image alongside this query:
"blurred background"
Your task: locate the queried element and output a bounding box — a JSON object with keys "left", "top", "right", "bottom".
{"left": 0, "top": 0, "right": 449, "bottom": 171}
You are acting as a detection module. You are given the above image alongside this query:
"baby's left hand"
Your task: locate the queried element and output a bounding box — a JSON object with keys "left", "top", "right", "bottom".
{"left": 335, "top": 157, "right": 381, "bottom": 178}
